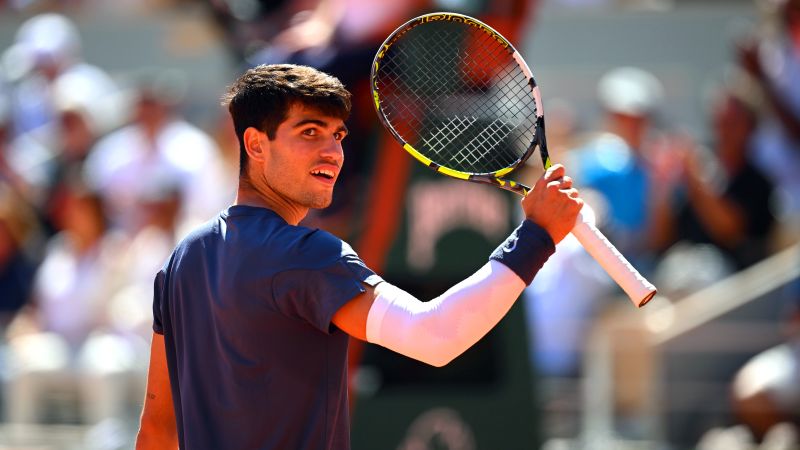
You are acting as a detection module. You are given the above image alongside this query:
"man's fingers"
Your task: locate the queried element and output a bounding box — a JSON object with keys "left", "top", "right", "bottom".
{"left": 565, "top": 187, "right": 580, "bottom": 198}
{"left": 546, "top": 176, "right": 573, "bottom": 190}
{"left": 543, "top": 164, "right": 565, "bottom": 181}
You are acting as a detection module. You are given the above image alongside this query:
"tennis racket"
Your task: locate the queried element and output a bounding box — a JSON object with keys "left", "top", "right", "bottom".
{"left": 370, "top": 12, "right": 657, "bottom": 307}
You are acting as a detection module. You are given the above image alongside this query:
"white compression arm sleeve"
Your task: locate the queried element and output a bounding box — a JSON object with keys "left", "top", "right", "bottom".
{"left": 365, "top": 260, "right": 526, "bottom": 367}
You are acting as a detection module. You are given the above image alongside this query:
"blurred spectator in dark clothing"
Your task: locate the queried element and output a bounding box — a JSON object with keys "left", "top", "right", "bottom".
{"left": 0, "top": 181, "right": 40, "bottom": 329}
{"left": 737, "top": 0, "right": 800, "bottom": 241}
{"left": 651, "top": 83, "right": 776, "bottom": 273}
{"left": 204, "top": 0, "right": 304, "bottom": 64}
{"left": 0, "top": 94, "right": 30, "bottom": 199}
{"left": 205, "top": 0, "right": 426, "bottom": 68}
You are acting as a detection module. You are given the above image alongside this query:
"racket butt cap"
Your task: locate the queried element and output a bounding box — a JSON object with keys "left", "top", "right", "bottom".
{"left": 637, "top": 288, "right": 658, "bottom": 308}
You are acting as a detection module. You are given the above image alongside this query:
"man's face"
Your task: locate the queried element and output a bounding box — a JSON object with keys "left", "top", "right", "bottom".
{"left": 258, "top": 103, "right": 347, "bottom": 209}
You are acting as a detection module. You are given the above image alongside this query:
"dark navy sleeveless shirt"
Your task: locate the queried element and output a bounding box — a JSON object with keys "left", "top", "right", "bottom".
{"left": 152, "top": 205, "right": 382, "bottom": 449}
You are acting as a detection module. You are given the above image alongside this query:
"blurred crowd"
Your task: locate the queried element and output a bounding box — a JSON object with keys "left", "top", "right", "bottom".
{"left": 0, "top": 8, "right": 237, "bottom": 445}
{"left": 0, "top": 0, "right": 798, "bottom": 449}
{"left": 526, "top": 0, "right": 800, "bottom": 446}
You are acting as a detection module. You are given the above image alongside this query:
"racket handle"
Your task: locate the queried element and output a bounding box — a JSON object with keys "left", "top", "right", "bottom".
{"left": 570, "top": 207, "right": 657, "bottom": 307}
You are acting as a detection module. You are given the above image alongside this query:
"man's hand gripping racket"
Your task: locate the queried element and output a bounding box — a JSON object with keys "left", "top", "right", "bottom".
{"left": 370, "top": 12, "right": 657, "bottom": 307}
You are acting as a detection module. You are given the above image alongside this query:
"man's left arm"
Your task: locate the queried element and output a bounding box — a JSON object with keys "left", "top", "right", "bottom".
{"left": 333, "top": 165, "right": 581, "bottom": 367}
{"left": 136, "top": 332, "right": 178, "bottom": 450}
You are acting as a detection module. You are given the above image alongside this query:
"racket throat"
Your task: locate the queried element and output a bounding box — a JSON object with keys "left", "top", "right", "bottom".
{"left": 536, "top": 115, "right": 552, "bottom": 170}
{"left": 480, "top": 176, "right": 530, "bottom": 196}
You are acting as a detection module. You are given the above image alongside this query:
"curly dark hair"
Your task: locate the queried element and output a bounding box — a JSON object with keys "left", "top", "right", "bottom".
{"left": 222, "top": 64, "right": 352, "bottom": 175}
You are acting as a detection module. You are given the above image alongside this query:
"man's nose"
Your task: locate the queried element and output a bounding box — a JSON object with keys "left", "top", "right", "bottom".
{"left": 320, "top": 138, "right": 344, "bottom": 162}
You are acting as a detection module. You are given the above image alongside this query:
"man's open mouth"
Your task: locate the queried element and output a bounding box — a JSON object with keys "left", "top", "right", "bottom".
{"left": 310, "top": 169, "right": 335, "bottom": 180}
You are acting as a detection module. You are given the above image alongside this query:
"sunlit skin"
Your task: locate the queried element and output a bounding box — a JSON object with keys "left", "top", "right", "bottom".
{"left": 236, "top": 103, "right": 348, "bottom": 225}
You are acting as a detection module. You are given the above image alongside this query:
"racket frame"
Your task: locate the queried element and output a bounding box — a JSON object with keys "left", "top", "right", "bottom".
{"left": 370, "top": 12, "right": 551, "bottom": 196}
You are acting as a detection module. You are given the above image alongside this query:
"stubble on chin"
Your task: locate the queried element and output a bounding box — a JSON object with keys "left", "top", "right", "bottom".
{"left": 267, "top": 173, "right": 332, "bottom": 210}
{"left": 304, "top": 191, "right": 333, "bottom": 209}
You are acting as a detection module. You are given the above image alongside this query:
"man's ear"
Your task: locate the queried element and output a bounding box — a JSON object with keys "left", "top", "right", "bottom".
{"left": 243, "top": 127, "right": 269, "bottom": 164}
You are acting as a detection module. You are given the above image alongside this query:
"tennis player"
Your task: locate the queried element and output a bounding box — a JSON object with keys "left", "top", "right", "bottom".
{"left": 135, "top": 64, "right": 583, "bottom": 450}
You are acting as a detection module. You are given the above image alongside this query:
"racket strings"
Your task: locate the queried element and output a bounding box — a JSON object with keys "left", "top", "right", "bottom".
{"left": 375, "top": 20, "right": 538, "bottom": 174}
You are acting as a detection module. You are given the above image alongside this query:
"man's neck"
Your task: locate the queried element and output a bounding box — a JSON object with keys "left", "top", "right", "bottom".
{"left": 235, "top": 177, "right": 308, "bottom": 225}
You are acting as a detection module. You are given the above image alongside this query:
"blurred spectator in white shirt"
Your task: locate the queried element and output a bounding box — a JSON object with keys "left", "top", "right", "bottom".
{"left": 83, "top": 69, "right": 231, "bottom": 236}
{"left": 4, "top": 181, "right": 133, "bottom": 426}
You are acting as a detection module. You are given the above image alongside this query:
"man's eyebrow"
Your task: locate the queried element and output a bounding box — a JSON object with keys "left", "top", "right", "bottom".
{"left": 292, "top": 119, "right": 348, "bottom": 134}
{"left": 292, "top": 118, "right": 328, "bottom": 128}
